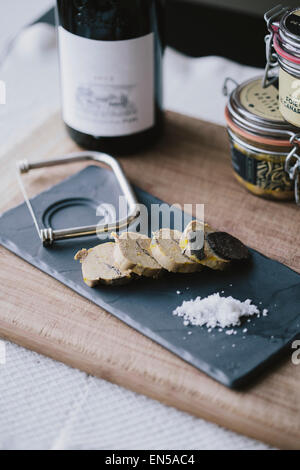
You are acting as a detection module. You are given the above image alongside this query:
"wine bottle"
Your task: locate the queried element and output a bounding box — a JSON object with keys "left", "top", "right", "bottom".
{"left": 56, "top": 0, "right": 165, "bottom": 154}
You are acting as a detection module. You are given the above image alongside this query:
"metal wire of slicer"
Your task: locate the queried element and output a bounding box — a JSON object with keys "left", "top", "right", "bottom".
{"left": 16, "top": 152, "right": 140, "bottom": 246}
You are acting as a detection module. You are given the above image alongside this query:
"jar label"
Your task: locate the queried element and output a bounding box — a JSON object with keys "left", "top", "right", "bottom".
{"left": 239, "top": 79, "right": 282, "bottom": 122}
{"left": 231, "top": 144, "right": 293, "bottom": 192}
{"left": 58, "top": 27, "right": 154, "bottom": 137}
{"left": 231, "top": 145, "right": 257, "bottom": 184}
{"left": 279, "top": 68, "right": 300, "bottom": 127}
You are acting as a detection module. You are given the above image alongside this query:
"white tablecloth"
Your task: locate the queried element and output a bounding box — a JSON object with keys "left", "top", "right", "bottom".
{"left": 0, "top": 0, "right": 271, "bottom": 450}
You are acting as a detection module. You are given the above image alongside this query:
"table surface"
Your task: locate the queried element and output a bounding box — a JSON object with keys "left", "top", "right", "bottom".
{"left": 0, "top": 0, "right": 272, "bottom": 450}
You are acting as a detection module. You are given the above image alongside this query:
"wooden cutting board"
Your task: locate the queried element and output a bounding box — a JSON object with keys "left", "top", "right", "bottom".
{"left": 0, "top": 111, "right": 299, "bottom": 449}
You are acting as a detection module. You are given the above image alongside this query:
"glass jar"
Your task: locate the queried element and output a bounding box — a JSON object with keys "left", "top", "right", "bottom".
{"left": 264, "top": 5, "right": 300, "bottom": 127}
{"left": 224, "top": 76, "right": 300, "bottom": 202}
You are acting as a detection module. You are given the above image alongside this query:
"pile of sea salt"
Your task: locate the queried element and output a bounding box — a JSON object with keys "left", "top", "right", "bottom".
{"left": 173, "top": 293, "right": 268, "bottom": 331}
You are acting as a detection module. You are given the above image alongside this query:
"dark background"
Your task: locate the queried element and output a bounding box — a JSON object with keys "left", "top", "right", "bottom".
{"left": 39, "top": 0, "right": 295, "bottom": 68}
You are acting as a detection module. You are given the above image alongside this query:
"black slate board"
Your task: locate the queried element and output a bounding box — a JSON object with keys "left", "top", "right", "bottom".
{"left": 1, "top": 166, "right": 300, "bottom": 388}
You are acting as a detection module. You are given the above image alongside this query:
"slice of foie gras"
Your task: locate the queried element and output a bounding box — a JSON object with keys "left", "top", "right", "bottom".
{"left": 112, "top": 232, "right": 162, "bottom": 278}
{"left": 74, "top": 242, "right": 132, "bottom": 287}
{"left": 150, "top": 228, "right": 200, "bottom": 273}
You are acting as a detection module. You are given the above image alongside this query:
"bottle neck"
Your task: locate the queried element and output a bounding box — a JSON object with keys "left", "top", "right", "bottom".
{"left": 56, "top": 0, "right": 156, "bottom": 41}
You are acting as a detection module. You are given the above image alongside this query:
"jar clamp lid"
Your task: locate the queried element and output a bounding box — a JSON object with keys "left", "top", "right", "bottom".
{"left": 285, "top": 134, "right": 300, "bottom": 204}
{"left": 263, "top": 4, "right": 290, "bottom": 89}
{"left": 263, "top": 5, "right": 300, "bottom": 81}
{"left": 224, "top": 75, "right": 297, "bottom": 140}
{"left": 224, "top": 75, "right": 300, "bottom": 204}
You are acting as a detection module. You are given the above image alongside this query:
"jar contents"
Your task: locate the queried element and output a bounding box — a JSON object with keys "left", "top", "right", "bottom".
{"left": 229, "top": 133, "right": 293, "bottom": 199}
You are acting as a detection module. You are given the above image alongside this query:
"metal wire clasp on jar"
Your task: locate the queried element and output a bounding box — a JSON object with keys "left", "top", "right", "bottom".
{"left": 223, "top": 76, "right": 300, "bottom": 204}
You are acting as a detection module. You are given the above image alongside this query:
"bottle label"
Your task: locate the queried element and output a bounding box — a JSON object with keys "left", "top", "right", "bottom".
{"left": 58, "top": 27, "right": 154, "bottom": 137}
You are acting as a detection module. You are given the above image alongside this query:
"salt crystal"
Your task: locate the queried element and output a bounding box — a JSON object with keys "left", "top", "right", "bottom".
{"left": 226, "top": 329, "right": 234, "bottom": 335}
{"left": 187, "top": 331, "right": 192, "bottom": 335}
{"left": 176, "top": 290, "right": 182, "bottom": 295}
{"left": 243, "top": 328, "right": 248, "bottom": 333}
{"left": 263, "top": 309, "right": 268, "bottom": 316}
{"left": 173, "top": 293, "right": 260, "bottom": 330}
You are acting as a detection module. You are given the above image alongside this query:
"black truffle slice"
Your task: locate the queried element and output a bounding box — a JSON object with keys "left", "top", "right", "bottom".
{"left": 206, "top": 232, "right": 250, "bottom": 261}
